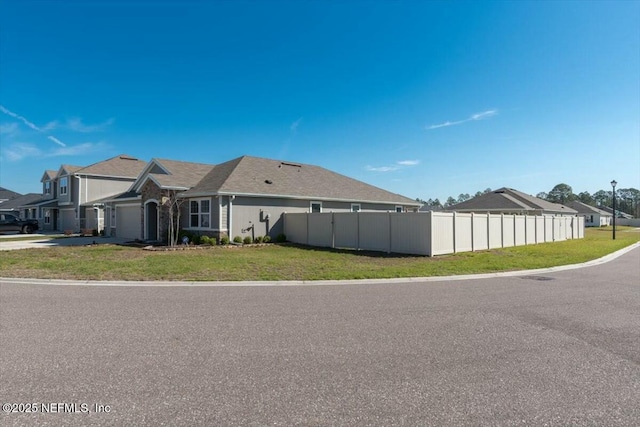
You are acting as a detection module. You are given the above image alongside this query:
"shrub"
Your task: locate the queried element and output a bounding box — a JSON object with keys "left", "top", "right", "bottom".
{"left": 201, "top": 236, "right": 216, "bottom": 246}
{"left": 263, "top": 235, "right": 271, "bottom": 243}
{"left": 233, "top": 236, "right": 243, "bottom": 244}
{"left": 243, "top": 236, "right": 252, "bottom": 245}
{"left": 276, "top": 233, "right": 287, "bottom": 243}
{"left": 254, "top": 236, "right": 264, "bottom": 244}
{"left": 92, "top": 229, "right": 99, "bottom": 236}
{"left": 220, "top": 236, "right": 230, "bottom": 245}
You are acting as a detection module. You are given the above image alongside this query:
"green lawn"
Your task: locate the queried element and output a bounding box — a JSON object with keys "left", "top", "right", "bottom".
{"left": 0, "top": 227, "right": 638, "bottom": 281}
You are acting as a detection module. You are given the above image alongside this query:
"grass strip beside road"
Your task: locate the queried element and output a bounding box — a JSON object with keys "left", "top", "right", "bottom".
{"left": 1, "top": 227, "right": 638, "bottom": 282}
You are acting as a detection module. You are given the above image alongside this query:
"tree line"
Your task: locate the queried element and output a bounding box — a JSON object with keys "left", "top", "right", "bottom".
{"left": 417, "top": 183, "right": 640, "bottom": 217}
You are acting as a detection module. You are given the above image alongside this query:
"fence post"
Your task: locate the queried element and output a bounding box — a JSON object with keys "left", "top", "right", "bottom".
{"left": 356, "top": 211, "right": 360, "bottom": 251}
{"left": 471, "top": 212, "right": 475, "bottom": 252}
{"left": 388, "top": 211, "right": 392, "bottom": 254}
{"left": 429, "top": 210, "right": 434, "bottom": 257}
{"left": 332, "top": 212, "right": 335, "bottom": 249}
{"left": 487, "top": 213, "right": 491, "bottom": 249}
{"left": 501, "top": 213, "right": 505, "bottom": 248}
{"left": 452, "top": 212, "right": 457, "bottom": 253}
{"left": 306, "top": 212, "right": 310, "bottom": 245}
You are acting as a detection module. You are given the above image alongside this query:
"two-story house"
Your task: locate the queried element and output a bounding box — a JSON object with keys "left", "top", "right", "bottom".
{"left": 21, "top": 155, "right": 147, "bottom": 232}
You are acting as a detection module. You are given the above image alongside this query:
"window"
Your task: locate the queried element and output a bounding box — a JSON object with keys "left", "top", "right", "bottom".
{"left": 44, "top": 210, "right": 51, "bottom": 224}
{"left": 395, "top": 206, "right": 404, "bottom": 213}
{"left": 60, "top": 177, "right": 68, "bottom": 195}
{"left": 310, "top": 201, "right": 322, "bottom": 213}
{"left": 190, "top": 199, "right": 211, "bottom": 228}
{"left": 351, "top": 204, "right": 361, "bottom": 212}
{"left": 44, "top": 181, "right": 51, "bottom": 195}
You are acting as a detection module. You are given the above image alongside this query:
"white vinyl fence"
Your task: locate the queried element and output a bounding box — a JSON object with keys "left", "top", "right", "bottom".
{"left": 284, "top": 212, "right": 584, "bottom": 256}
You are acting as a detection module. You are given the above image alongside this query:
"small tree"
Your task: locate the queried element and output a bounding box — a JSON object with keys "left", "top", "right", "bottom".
{"left": 163, "top": 189, "right": 186, "bottom": 247}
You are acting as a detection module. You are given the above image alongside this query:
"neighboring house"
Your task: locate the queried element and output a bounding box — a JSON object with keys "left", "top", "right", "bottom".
{"left": 0, "top": 187, "right": 22, "bottom": 204}
{"left": 107, "top": 155, "right": 421, "bottom": 241}
{"left": 22, "top": 155, "right": 148, "bottom": 232}
{"left": 598, "top": 205, "right": 634, "bottom": 219}
{"left": 0, "top": 193, "right": 44, "bottom": 218}
{"left": 564, "top": 201, "right": 612, "bottom": 226}
{"left": 446, "top": 187, "right": 578, "bottom": 216}
{"left": 418, "top": 204, "right": 443, "bottom": 213}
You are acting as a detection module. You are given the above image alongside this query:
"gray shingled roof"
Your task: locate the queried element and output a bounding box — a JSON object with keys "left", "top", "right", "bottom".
{"left": 449, "top": 188, "right": 577, "bottom": 214}
{"left": 148, "top": 158, "right": 216, "bottom": 189}
{"left": 0, "top": 187, "right": 22, "bottom": 201}
{"left": 182, "top": 155, "right": 420, "bottom": 205}
{"left": 565, "top": 200, "right": 612, "bottom": 216}
{"left": 0, "top": 193, "right": 42, "bottom": 210}
{"left": 75, "top": 154, "right": 147, "bottom": 178}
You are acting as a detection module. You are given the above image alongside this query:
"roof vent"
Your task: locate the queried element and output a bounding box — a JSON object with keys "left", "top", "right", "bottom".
{"left": 280, "top": 161, "right": 301, "bottom": 168}
{"left": 265, "top": 179, "right": 273, "bottom": 184}
{"left": 119, "top": 155, "right": 138, "bottom": 161}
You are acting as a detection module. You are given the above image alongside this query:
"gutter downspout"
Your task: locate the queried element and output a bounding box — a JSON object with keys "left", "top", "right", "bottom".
{"left": 229, "top": 195, "right": 235, "bottom": 238}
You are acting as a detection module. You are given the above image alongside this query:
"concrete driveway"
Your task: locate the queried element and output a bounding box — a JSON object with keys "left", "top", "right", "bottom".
{"left": 0, "top": 233, "right": 130, "bottom": 251}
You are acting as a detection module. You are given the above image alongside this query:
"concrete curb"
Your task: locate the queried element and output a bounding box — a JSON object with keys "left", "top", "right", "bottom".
{"left": 1, "top": 242, "right": 638, "bottom": 288}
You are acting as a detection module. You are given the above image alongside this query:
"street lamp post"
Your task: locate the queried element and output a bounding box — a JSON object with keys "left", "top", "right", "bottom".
{"left": 611, "top": 180, "right": 617, "bottom": 240}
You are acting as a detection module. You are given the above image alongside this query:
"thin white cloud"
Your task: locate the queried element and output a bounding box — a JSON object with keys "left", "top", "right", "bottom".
{"left": 366, "top": 159, "right": 420, "bottom": 172}
{"left": 397, "top": 160, "right": 420, "bottom": 166}
{"left": 1, "top": 143, "right": 43, "bottom": 162}
{"left": 470, "top": 110, "right": 498, "bottom": 121}
{"left": 0, "top": 105, "right": 41, "bottom": 131}
{"left": 2, "top": 140, "right": 109, "bottom": 162}
{"left": 366, "top": 165, "right": 399, "bottom": 172}
{"left": 290, "top": 117, "right": 302, "bottom": 133}
{"left": 66, "top": 117, "right": 115, "bottom": 133}
{"left": 47, "top": 136, "right": 66, "bottom": 147}
{"left": 0, "top": 122, "right": 19, "bottom": 136}
{"left": 47, "top": 142, "right": 109, "bottom": 157}
{"left": 427, "top": 109, "right": 498, "bottom": 130}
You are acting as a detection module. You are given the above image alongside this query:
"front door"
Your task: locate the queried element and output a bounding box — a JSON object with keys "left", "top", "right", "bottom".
{"left": 146, "top": 202, "right": 158, "bottom": 241}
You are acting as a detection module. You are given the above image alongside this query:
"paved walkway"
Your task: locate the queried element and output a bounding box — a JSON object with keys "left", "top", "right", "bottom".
{"left": 0, "top": 233, "right": 130, "bottom": 251}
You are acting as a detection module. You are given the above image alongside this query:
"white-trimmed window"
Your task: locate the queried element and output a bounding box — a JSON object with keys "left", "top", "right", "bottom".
{"left": 351, "top": 204, "right": 361, "bottom": 212}
{"left": 44, "top": 210, "right": 51, "bottom": 224}
{"left": 310, "top": 201, "right": 322, "bottom": 213}
{"left": 395, "top": 206, "right": 404, "bottom": 213}
{"left": 190, "top": 199, "right": 211, "bottom": 228}
{"left": 44, "top": 181, "right": 51, "bottom": 195}
{"left": 60, "top": 177, "right": 68, "bottom": 195}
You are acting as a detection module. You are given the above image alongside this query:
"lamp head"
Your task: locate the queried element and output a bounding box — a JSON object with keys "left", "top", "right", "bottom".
{"left": 611, "top": 180, "right": 617, "bottom": 189}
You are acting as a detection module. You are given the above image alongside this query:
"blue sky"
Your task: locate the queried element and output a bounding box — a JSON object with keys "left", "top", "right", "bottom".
{"left": 1, "top": 0, "right": 639, "bottom": 202}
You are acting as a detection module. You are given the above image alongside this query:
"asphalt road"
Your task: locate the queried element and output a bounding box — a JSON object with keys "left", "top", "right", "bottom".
{"left": 1, "top": 247, "right": 639, "bottom": 426}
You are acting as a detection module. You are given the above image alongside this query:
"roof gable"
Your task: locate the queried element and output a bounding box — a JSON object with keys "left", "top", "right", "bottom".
{"left": 132, "top": 158, "right": 215, "bottom": 192}
{"left": 41, "top": 170, "right": 58, "bottom": 182}
{"left": 57, "top": 164, "right": 84, "bottom": 177}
